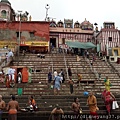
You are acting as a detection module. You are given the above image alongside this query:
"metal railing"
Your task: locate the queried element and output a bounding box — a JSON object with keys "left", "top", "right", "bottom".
{"left": 51, "top": 53, "right": 54, "bottom": 79}
{"left": 63, "top": 50, "right": 69, "bottom": 80}
{"left": 106, "top": 59, "right": 120, "bottom": 78}
{"left": 0, "top": 58, "right": 7, "bottom": 68}
{"left": 85, "top": 57, "right": 99, "bottom": 80}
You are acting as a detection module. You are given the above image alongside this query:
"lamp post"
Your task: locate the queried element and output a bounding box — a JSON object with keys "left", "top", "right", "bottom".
{"left": 17, "top": 11, "right": 22, "bottom": 65}
{"left": 16, "top": 11, "right": 29, "bottom": 65}
{"left": 45, "top": 4, "right": 50, "bottom": 21}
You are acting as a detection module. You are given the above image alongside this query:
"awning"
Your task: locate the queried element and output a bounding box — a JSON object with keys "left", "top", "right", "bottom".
{"left": 66, "top": 41, "right": 86, "bottom": 49}
{"left": 66, "top": 41, "right": 96, "bottom": 49}
{"left": 25, "top": 41, "right": 49, "bottom": 46}
{"left": 20, "top": 41, "right": 49, "bottom": 47}
{"left": 84, "top": 42, "right": 96, "bottom": 49}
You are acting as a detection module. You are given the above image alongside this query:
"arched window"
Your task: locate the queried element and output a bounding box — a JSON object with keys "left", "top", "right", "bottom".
{"left": 1, "top": 10, "right": 7, "bottom": 18}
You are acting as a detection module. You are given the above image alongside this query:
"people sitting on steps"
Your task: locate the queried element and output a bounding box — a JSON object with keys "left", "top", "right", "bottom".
{"left": 26, "top": 96, "right": 38, "bottom": 112}
{"left": 49, "top": 104, "right": 64, "bottom": 120}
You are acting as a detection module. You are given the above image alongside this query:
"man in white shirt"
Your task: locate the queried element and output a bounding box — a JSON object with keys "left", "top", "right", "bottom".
{"left": 7, "top": 68, "right": 12, "bottom": 81}
{"left": 11, "top": 68, "right": 15, "bottom": 81}
{"left": 7, "top": 49, "right": 14, "bottom": 62}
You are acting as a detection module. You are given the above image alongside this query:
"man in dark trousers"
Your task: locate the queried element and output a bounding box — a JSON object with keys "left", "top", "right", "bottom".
{"left": 60, "top": 69, "right": 65, "bottom": 83}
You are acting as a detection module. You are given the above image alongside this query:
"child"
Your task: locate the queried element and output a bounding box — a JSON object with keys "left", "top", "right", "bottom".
{"left": 68, "top": 77, "right": 74, "bottom": 94}
{"left": 77, "top": 74, "right": 82, "bottom": 87}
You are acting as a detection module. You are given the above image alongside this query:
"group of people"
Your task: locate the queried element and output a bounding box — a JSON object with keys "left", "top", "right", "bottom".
{"left": 0, "top": 67, "right": 22, "bottom": 88}
{"left": 0, "top": 67, "right": 16, "bottom": 88}
{"left": 48, "top": 67, "right": 84, "bottom": 95}
{"left": 0, "top": 95, "right": 19, "bottom": 120}
{"left": 48, "top": 67, "right": 118, "bottom": 116}
{"left": 49, "top": 91, "right": 99, "bottom": 120}
{"left": 47, "top": 68, "right": 74, "bottom": 95}
{"left": 48, "top": 68, "right": 72, "bottom": 95}
{"left": 6, "top": 67, "right": 16, "bottom": 88}
{"left": 71, "top": 92, "right": 99, "bottom": 120}
{"left": 102, "top": 76, "right": 118, "bottom": 115}
{"left": 0, "top": 95, "right": 37, "bottom": 120}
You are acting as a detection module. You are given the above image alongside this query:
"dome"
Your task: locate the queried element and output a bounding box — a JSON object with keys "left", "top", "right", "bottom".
{"left": 57, "top": 20, "right": 64, "bottom": 27}
{"left": 81, "top": 18, "right": 92, "bottom": 26}
{"left": 74, "top": 21, "right": 80, "bottom": 28}
{"left": 1, "top": 0, "right": 11, "bottom": 5}
{"left": 75, "top": 21, "right": 80, "bottom": 24}
{"left": 57, "top": 20, "right": 63, "bottom": 24}
{"left": 80, "top": 18, "right": 93, "bottom": 30}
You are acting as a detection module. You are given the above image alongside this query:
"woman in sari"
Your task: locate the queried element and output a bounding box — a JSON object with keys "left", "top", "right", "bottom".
{"left": 104, "top": 76, "right": 112, "bottom": 91}
{"left": 102, "top": 90, "right": 115, "bottom": 115}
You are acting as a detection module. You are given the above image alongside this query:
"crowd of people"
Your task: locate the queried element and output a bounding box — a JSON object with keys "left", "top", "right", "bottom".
{"left": 0, "top": 67, "right": 23, "bottom": 88}
{"left": 48, "top": 68, "right": 79, "bottom": 95}
{"left": 0, "top": 47, "right": 119, "bottom": 120}
{"left": 49, "top": 91, "right": 100, "bottom": 120}
{"left": 47, "top": 66, "right": 119, "bottom": 119}
{"left": 0, "top": 90, "right": 118, "bottom": 120}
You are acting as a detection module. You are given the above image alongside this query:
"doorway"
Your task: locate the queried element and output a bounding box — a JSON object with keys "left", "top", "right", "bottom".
{"left": 50, "top": 38, "right": 56, "bottom": 48}
{"left": 114, "top": 50, "right": 118, "bottom": 56}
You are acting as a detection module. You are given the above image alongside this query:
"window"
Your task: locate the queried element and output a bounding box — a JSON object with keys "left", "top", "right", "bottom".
{"left": 30, "top": 32, "right": 35, "bottom": 37}
{"left": 1, "top": 10, "right": 7, "bottom": 18}
{"left": 16, "top": 32, "right": 21, "bottom": 38}
{"left": 62, "top": 38, "right": 65, "bottom": 44}
{"left": 87, "top": 38, "right": 90, "bottom": 42}
{"left": 108, "top": 37, "right": 112, "bottom": 41}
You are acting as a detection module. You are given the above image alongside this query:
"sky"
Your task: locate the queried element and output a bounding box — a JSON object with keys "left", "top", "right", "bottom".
{"left": 9, "top": 0, "right": 120, "bottom": 30}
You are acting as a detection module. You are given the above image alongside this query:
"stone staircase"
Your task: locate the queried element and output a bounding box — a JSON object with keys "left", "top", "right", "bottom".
{"left": 12, "top": 53, "right": 101, "bottom": 95}
{"left": 91, "top": 57, "right": 120, "bottom": 93}
{"left": 0, "top": 51, "right": 120, "bottom": 119}
{"left": 1, "top": 95, "right": 120, "bottom": 120}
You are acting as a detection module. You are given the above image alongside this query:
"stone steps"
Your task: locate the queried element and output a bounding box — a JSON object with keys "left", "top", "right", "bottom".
{"left": 1, "top": 53, "right": 119, "bottom": 118}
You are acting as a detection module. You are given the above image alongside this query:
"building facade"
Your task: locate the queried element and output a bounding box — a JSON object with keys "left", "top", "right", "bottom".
{"left": 49, "top": 18, "right": 94, "bottom": 48}
{"left": 0, "top": 21, "right": 50, "bottom": 52}
{"left": 0, "top": 0, "right": 119, "bottom": 54}
{"left": 0, "top": 0, "right": 15, "bottom": 21}
{"left": 96, "top": 22, "right": 120, "bottom": 54}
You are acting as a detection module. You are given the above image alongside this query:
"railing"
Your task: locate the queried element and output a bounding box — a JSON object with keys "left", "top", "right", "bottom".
{"left": 51, "top": 53, "right": 54, "bottom": 79}
{"left": 85, "top": 57, "right": 99, "bottom": 80}
{"left": 106, "top": 59, "right": 120, "bottom": 78}
{"left": 0, "top": 57, "right": 13, "bottom": 68}
{"left": 50, "top": 47, "right": 69, "bottom": 79}
{"left": 0, "top": 58, "right": 7, "bottom": 68}
{"left": 63, "top": 49, "right": 69, "bottom": 80}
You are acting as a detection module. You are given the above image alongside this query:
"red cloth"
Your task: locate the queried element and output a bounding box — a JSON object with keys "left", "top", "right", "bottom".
{"left": 102, "top": 90, "right": 113, "bottom": 113}
{"left": 90, "top": 112, "right": 98, "bottom": 119}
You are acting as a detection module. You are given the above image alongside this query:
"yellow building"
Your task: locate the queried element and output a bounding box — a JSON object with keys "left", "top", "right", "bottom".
{"left": 112, "top": 47, "right": 120, "bottom": 56}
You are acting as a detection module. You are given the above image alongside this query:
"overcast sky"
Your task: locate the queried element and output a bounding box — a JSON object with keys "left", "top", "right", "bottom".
{"left": 9, "top": 0, "right": 120, "bottom": 30}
